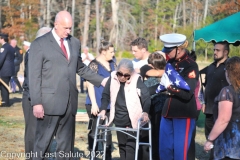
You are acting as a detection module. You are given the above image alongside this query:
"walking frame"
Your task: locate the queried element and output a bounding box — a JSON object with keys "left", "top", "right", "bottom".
{"left": 91, "top": 115, "right": 152, "bottom": 160}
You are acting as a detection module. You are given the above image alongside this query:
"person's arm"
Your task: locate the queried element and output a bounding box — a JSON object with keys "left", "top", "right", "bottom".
{"left": 146, "top": 69, "right": 164, "bottom": 77}
{"left": 98, "top": 77, "right": 111, "bottom": 119}
{"left": 166, "top": 65, "right": 199, "bottom": 100}
{"left": 204, "top": 100, "right": 232, "bottom": 151}
{"left": 86, "top": 61, "right": 99, "bottom": 116}
{"left": 28, "top": 40, "right": 44, "bottom": 119}
{"left": 137, "top": 78, "right": 151, "bottom": 122}
{"left": 76, "top": 54, "right": 104, "bottom": 87}
{"left": 137, "top": 78, "right": 151, "bottom": 113}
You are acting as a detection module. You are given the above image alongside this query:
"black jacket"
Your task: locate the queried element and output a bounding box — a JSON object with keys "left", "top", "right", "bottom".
{"left": 0, "top": 43, "right": 15, "bottom": 77}
{"left": 13, "top": 46, "right": 23, "bottom": 73}
{"left": 162, "top": 54, "right": 199, "bottom": 118}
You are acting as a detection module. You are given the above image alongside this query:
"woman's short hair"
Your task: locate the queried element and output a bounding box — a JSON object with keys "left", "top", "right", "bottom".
{"left": 148, "top": 52, "right": 166, "bottom": 70}
{"left": 98, "top": 39, "right": 114, "bottom": 54}
{"left": 117, "top": 59, "right": 134, "bottom": 73}
{"left": 225, "top": 56, "right": 240, "bottom": 93}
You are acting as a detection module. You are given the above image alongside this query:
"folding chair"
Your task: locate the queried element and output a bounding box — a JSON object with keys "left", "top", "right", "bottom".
{"left": 91, "top": 115, "right": 152, "bottom": 160}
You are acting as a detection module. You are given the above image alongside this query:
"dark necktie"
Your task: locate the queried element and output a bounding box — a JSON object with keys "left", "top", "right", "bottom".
{"left": 60, "top": 38, "right": 68, "bottom": 60}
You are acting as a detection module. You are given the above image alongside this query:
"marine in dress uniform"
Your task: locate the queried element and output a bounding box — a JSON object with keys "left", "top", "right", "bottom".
{"left": 159, "top": 33, "right": 199, "bottom": 160}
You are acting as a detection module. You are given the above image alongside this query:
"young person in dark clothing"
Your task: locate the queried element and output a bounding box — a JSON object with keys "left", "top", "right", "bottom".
{"left": 200, "top": 41, "right": 229, "bottom": 160}
{"left": 140, "top": 51, "right": 166, "bottom": 160}
{"left": 99, "top": 59, "right": 151, "bottom": 160}
{"left": 85, "top": 40, "right": 116, "bottom": 160}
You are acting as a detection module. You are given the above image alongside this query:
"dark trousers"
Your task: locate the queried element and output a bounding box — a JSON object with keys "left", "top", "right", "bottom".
{"left": 205, "top": 114, "right": 214, "bottom": 160}
{"left": 151, "top": 110, "right": 162, "bottom": 160}
{"left": 22, "top": 91, "right": 36, "bottom": 160}
{"left": 116, "top": 127, "right": 136, "bottom": 160}
{"left": 0, "top": 76, "right": 11, "bottom": 106}
{"left": 86, "top": 104, "right": 112, "bottom": 159}
{"left": 33, "top": 101, "right": 75, "bottom": 160}
{"left": 12, "top": 75, "right": 23, "bottom": 91}
{"left": 80, "top": 77, "right": 85, "bottom": 93}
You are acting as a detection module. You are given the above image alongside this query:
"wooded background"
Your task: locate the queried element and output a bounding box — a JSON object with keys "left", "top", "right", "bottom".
{"left": 0, "top": 0, "right": 239, "bottom": 59}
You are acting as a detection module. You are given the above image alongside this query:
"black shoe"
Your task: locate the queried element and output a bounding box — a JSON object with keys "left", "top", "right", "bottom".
{"left": 1, "top": 104, "right": 10, "bottom": 107}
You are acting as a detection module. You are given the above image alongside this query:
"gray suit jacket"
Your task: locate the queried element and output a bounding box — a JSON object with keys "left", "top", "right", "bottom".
{"left": 29, "top": 32, "right": 103, "bottom": 115}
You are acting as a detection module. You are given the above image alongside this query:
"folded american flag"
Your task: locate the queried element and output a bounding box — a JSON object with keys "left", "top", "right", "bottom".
{"left": 156, "top": 63, "right": 190, "bottom": 93}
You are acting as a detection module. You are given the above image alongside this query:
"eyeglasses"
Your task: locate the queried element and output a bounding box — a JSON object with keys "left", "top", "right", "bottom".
{"left": 116, "top": 71, "right": 131, "bottom": 78}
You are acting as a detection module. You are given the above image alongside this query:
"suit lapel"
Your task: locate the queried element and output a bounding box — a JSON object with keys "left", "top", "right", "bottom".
{"left": 49, "top": 33, "right": 68, "bottom": 62}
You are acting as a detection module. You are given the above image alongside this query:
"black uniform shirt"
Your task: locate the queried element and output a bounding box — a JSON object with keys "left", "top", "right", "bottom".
{"left": 202, "top": 60, "right": 228, "bottom": 114}
{"left": 162, "top": 53, "right": 199, "bottom": 118}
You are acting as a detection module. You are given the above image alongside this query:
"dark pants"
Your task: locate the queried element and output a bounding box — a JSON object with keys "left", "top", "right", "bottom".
{"left": 205, "top": 114, "right": 214, "bottom": 160}
{"left": 33, "top": 100, "right": 75, "bottom": 160}
{"left": 151, "top": 110, "right": 162, "bottom": 160}
{"left": 22, "top": 91, "right": 36, "bottom": 160}
{"left": 80, "top": 77, "right": 85, "bottom": 93}
{"left": 12, "top": 75, "right": 23, "bottom": 91}
{"left": 116, "top": 127, "right": 136, "bottom": 160}
{"left": 0, "top": 76, "right": 11, "bottom": 106}
{"left": 86, "top": 104, "right": 112, "bottom": 160}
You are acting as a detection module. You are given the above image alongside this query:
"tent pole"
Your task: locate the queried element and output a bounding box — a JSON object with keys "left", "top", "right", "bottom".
{"left": 193, "top": 41, "right": 196, "bottom": 51}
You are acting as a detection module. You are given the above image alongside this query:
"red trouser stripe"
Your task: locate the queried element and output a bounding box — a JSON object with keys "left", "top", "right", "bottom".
{"left": 184, "top": 118, "right": 190, "bottom": 160}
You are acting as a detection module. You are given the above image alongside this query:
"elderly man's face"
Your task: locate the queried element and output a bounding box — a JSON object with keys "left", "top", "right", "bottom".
{"left": 55, "top": 19, "right": 72, "bottom": 39}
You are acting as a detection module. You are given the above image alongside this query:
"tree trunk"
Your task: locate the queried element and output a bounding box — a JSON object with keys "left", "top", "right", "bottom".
{"left": 182, "top": 0, "right": 186, "bottom": 29}
{"left": 82, "top": 0, "right": 91, "bottom": 48}
{"left": 71, "top": 0, "right": 75, "bottom": 36}
{"left": 38, "top": 0, "right": 44, "bottom": 27}
{"left": 110, "top": 0, "right": 119, "bottom": 48}
{"left": 203, "top": 0, "right": 208, "bottom": 24}
{"left": 47, "top": 0, "right": 51, "bottom": 27}
{"left": 173, "top": 4, "right": 178, "bottom": 32}
{"left": 96, "top": 0, "right": 101, "bottom": 54}
{"left": 100, "top": 0, "right": 105, "bottom": 38}
{"left": 154, "top": 0, "right": 159, "bottom": 47}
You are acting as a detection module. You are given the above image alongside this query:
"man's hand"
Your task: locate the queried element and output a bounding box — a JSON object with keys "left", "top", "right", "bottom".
{"left": 33, "top": 104, "right": 44, "bottom": 119}
{"left": 101, "top": 77, "right": 109, "bottom": 87}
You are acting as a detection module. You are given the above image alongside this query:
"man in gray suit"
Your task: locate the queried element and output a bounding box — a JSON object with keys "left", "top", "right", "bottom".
{"left": 29, "top": 11, "right": 106, "bottom": 159}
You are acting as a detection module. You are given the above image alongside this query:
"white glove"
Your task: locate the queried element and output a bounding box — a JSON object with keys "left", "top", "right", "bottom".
{"left": 160, "top": 73, "right": 171, "bottom": 89}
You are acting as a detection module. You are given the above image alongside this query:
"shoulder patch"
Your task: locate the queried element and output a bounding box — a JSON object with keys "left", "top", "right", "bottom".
{"left": 0, "top": 48, "right": 4, "bottom": 53}
{"left": 19, "top": 50, "right": 23, "bottom": 54}
{"left": 188, "top": 70, "right": 196, "bottom": 79}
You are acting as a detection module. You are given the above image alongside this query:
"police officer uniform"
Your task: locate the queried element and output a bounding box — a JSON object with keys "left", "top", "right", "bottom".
{"left": 159, "top": 33, "right": 199, "bottom": 160}
{"left": 0, "top": 33, "right": 15, "bottom": 107}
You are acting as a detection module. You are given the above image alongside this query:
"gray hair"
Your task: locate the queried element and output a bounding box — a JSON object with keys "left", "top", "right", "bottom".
{"left": 117, "top": 59, "right": 134, "bottom": 73}
{"left": 36, "top": 27, "right": 52, "bottom": 39}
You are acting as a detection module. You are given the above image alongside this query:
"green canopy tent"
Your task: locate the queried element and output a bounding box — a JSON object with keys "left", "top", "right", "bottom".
{"left": 193, "top": 12, "right": 240, "bottom": 50}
